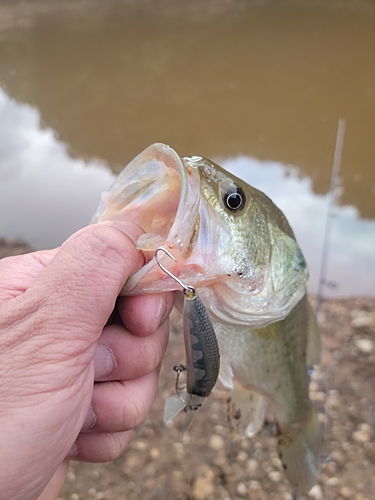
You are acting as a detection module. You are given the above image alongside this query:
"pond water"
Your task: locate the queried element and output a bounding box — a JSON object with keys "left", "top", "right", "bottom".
{"left": 0, "top": 0, "right": 374, "bottom": 298}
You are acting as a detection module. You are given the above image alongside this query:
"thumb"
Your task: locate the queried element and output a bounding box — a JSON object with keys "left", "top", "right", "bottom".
{"left": 22, "top": 222, "right": 145, "bottom": 342}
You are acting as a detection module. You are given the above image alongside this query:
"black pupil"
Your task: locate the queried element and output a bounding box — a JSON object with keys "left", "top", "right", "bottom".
{"left": 227, "top": 193, "right": 242, "bottom": 209}
{"left": 225, "top": 188, "right": 245, "bottom": 211}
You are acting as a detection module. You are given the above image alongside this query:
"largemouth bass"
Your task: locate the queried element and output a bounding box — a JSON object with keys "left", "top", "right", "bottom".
{"left": 91, "top": 143, "right": 322, "bottom": 494}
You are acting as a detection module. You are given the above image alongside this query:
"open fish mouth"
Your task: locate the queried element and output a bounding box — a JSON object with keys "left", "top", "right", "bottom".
{"left": 91, "top": 143, "right": 209, "bottom": 294}
{"left": 92, "top": 143, "right": 309, "bottom": 326}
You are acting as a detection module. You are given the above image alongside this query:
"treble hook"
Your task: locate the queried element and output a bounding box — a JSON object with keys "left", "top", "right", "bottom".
{"left": 155, "top": 247, "right": 196, "bottom": 297}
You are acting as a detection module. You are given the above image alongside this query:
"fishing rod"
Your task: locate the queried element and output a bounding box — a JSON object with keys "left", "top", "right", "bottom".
{"left": 315, "top": 117, "right": 346, "bottom": 320}
{"left": 303, "top": 118, "right": 346, "bottom": 500}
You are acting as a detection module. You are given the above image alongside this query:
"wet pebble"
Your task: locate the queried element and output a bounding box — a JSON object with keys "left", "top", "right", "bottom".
{"left": 312, "top": 391, "right": 326, "bottom": 402}
{"left": 352, "top": 423, "right": 372, "bottom": 443}
{"left": 212, "top": 455, "right": 229, "bottom": 469}
{"left": 237, "top": 450, "right": 248, "bottom": 462}
{"left": 214, "top": 424, "right": 226, "bottom": 435}
{"left": 351, "top": 315, "right": 373, "bottom": 328}
{"left": 192, "top": 467, "right": 215, "bottom": 500}
{"left": 236, "top": 482, "right": 248, "bottom": 495}
{"left": 352, "top": 430, "right": 369, "bottom": 443}
{"left": 355, "top": 338, "right": 374, "bottom": 353}
{"left": 283, "top": 493, "right": 293, "bottom": 500}
{"left": 173, "top": 442, "right": 185, "bottom": 459}
{"left": 308, "top": 484, "right": 323, "bottom": 499}
{"left": 133, "top": 440, "right": 147, "bottom": 451}
{"left": 326, "top": 477, "right": 340, "bottom": 486}
{"left": 340, "top": 486, "right": 354, "bottom": 498}
{"left": 246, "top": 458, "right": 258, "bottom": 474}
{"left": 66, "top": 472, "right": 76, "bottom": 483}
{"left": 209, "top": 434, "right": 225, "bottom": 450}
{"left": 248, "top": 480, "right": 261, "bottom": 490}
{"left": 149, "top": 447, "right": 160, "bottom": 459}
{"left": 268, "top": 470, "right": 282, "bottom": 482}
{"left": 124, "top": 454, "right": 142, "bottom": 469}
{"left": 270, "top": 454, "right": 283, "bottom": 469}
{"left": 331, "top": 449, "right": 345, "bottom": 464}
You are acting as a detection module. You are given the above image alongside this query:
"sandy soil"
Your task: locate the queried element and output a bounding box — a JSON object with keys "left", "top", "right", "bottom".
{"left": 1, "top": 238, "right": 374, "bottom": 500}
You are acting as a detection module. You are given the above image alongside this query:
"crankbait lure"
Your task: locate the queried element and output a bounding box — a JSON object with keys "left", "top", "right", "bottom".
{"left": 154, "top": 247, "right": 220, "bottom": 422}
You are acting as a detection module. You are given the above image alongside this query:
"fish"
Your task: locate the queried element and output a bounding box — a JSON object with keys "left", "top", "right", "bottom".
{"left": 91, "top": 143, "right": 322, "bottom": 494}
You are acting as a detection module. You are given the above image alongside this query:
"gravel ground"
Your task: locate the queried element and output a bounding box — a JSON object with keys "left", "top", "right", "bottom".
{"left": 1, "top": 238, "right": 374, "bottom": 499}
{"left": 59, "top": 299, "right": 375, "bottom": 500}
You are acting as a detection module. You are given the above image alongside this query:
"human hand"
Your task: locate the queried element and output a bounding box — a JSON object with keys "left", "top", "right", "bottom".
{"left": 0, "top": 222, "right": 174, "bottom": 500}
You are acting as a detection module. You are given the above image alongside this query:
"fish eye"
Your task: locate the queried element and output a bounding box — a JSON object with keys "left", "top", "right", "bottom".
{"left": 223, "top": 187, "right": 246, "bottom": 212}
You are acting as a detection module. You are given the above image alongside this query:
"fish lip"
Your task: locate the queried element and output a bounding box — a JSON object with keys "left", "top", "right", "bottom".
{"left": 122, "top": 144, "right": 203, "bottom": 294}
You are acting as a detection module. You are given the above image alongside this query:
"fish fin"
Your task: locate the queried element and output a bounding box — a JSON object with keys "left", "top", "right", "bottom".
{"left": 228, "top": 380, "right": 265, "bottom": 438}
{"left": 219, "top": 354, "right": 234, "bottom": 390}
{"left": 277, "top": 403, "right": 322, "bottom": 494}
{"left": 306, "top": 301, "right": 321, "bottom": 367}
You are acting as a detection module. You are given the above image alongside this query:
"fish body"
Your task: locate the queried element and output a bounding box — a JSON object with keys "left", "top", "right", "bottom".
{"left": 92, "top": 143, "right": 322, "bottom": 493}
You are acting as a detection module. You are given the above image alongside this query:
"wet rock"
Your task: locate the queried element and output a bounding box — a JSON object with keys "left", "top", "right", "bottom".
{"left": 246, "top": 458, "right": 258, "bottom": 474}
{"left": 355, "top": 338, "right": 374, "bottom": 353}
{"left": 352, "top": 423, "right": 372, "bottom": 443}
{"left": 66, "top": 472, "right": 76, "bottom": 483}
{"left": 340, "top": 486, "right": 354, "bottom": 498}
{"left": 149, "top": 447, "right": 160, "bottom": 459}
{"left": 326, "top": 477, "right": 340, "bottom": 486}
{"left": 331, "top": 449, "right": 345, "bottom": 464}
{"left": 236, "top": 482, "right": 248, "bottom": 495}
{"left": 133, "top": 440, "right": 147, "bottom": 450}
{"left": 209, "top": 434, "right": 225, "bottom": 450}
{"left": 268, "top": 470, "right": 282, "bottom": 482}
{"left": 192, "top": 466, "right": 215, "bottom": 500}
{"left": 237, "top": 450, "right": 248, "bottom": 462}
{"left": 173, "top": 442, "right": 185, "bottom": 459}
{"left": 351, "top": 315, "right": 373, "bottom": 329}
{"left": 282, "top": 493, "right": 293, "bottom": 500}
{"left": 308, "top": 484, "right": 323, "bottom": 499}
{"left": 248, "top": 480, "right": 261, "bottom": 490}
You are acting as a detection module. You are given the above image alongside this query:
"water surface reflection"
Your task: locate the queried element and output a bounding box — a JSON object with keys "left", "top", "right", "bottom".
{"left": 0, "top": 88, "right": 114, "bottom": 247}
{"left": 1, "top": 87, "right": 373, "bottom": 297}
{"left": 0, "top": 0, "right": 374, "bottom": 217}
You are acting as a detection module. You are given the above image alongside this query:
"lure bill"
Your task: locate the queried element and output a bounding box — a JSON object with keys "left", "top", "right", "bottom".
{"left": 155, "top": 247, "right": 220, "bottom": 422}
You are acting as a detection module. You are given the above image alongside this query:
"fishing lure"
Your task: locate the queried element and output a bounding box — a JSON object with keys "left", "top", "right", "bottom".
{"left": 154, "top": 247, "right": 220, "bottom": 422}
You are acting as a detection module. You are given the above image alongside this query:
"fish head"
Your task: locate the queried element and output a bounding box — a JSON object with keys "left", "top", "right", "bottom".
{"left": 92, "top": 143, "right": 308, "bottom": 327}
